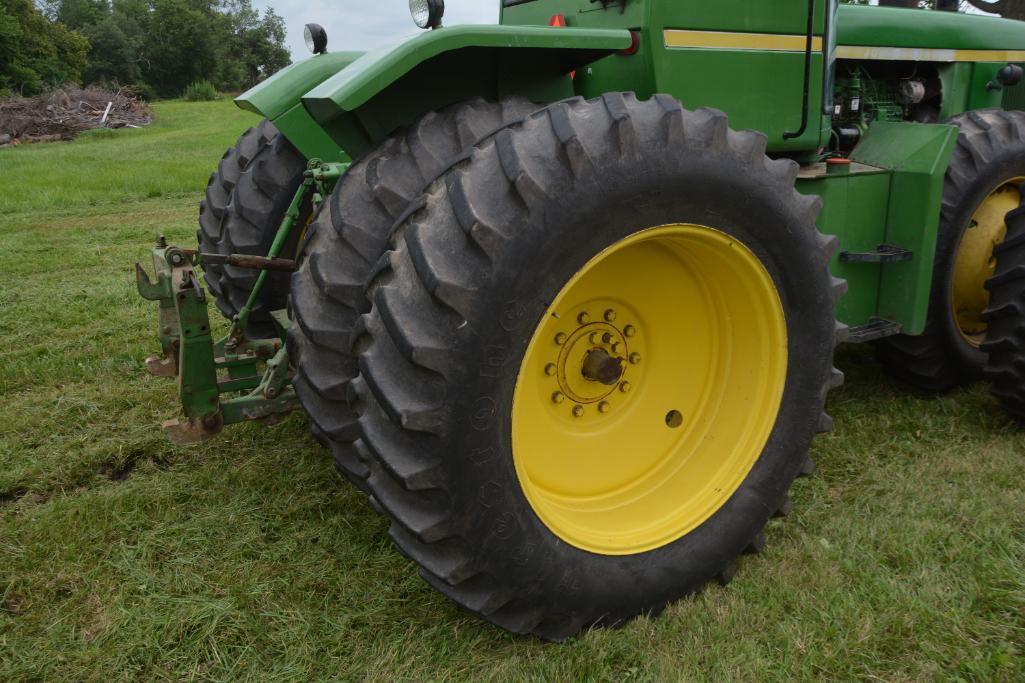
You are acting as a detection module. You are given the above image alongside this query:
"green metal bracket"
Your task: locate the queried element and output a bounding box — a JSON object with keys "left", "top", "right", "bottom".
{"left": 135, "top": 160, "right": 348, "bottom": 445}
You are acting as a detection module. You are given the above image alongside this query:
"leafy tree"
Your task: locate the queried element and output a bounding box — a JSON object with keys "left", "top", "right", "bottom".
{"left": 0, "top": 0, "right": 88, "bottom": 95}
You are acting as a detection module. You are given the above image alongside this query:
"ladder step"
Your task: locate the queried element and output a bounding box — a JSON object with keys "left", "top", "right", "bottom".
{"left": 847, "top": 318, "right": 903, "bottom": 343}
{"left": 839, "top": 244, "right": 912, "bottom": 264}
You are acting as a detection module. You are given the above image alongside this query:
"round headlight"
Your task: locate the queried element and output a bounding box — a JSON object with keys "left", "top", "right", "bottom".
{"left": 409, "top": 0, "right": 444, "bottom": 30}
{"left": 304, "top": 23, "right": 328, "bottom": 54}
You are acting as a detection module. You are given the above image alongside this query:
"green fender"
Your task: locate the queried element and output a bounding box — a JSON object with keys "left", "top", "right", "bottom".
{"left": 236, "top": 51, "right": 364, "bottom": 162}
{"left": 299, "top": 24, "right": 634, "bottom": 158}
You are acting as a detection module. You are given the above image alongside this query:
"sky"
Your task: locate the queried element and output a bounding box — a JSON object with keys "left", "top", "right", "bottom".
{"left": 253, "top": 0, "right": 500, "bottom": 58}
{"left": 253, "top": 0, "right": 995, "bottom": 60}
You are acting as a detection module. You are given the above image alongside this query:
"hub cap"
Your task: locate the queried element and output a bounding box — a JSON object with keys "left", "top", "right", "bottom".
{"left": 952, "top": 178, "right": 1024, "bottom": 348}
{"left": 511, "top": 224, "right": 788, "bottom": 555}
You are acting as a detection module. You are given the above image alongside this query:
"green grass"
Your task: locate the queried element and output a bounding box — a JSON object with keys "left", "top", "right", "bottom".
{"left": 1, "top": 99, "right": 1024, "bottom": 681}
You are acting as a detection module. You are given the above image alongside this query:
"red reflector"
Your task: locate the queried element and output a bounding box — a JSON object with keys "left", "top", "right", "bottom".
{"left": 549, "top": 14, "right": 567, "bottom": 27}
{"left": 619, "top": 30, "right": 641, "bottom": 56}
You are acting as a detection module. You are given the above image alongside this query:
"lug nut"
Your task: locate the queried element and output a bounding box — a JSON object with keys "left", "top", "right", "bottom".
{"left": 590, "top": 332, "right": 603, "bottom": 345}
{"left": 604, "top": 309, "right": 617, "bottom": 322}
{"left": 624, "top": 325, "right": 636, "bottom": 338}
{"left": 555, "top": 332, "right": 568, "bottom": 346}
{"left": 577, "top": 312, "right": 591, "bottom": 324}
{"left": 598, "top": 401, "right": 611, "bottom": 414}
{"left": 629, "top": 352, "right": 642, "bottom": 365}
{"left": 545, "top": 363, "right": 558, "bottom": 376}
{"left": 572, "top": 405, "right": 584, "bottom": 418}
{"left": 611, "top": 342, "right": 623, "bottom": 354}
{"left": 602, "top": 332, "right": 613, "bottom": 344}
{"left": 552, "top": 391, "right": 565, "bottom": 404}
{"left": 619, "top": 381, "right": 631, "bottom": 393}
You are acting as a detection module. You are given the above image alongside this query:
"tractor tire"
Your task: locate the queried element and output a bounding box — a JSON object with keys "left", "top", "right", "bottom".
{"left": 198, "top": 119, "right": 308, "bottom": 339}
{"left": 982, "top": 201, "right": 1025, "bottom": 423}
{"left": 877, "top": 109, "right": 1025, "bottom": 391}
{"left": 289, "top": 98, "right": 537, "bottom": 487}
{"left": 339, "top": 94, "right": 846, "bottom": 639}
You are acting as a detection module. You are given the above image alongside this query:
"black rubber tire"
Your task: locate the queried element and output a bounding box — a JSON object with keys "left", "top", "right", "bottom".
{"left": 289, "top": 98, "right": 538, "bottom": 487}
{"left": 198, "top": 119, "right": 308, "bottom": 339}
{"left": 877, "top": 109, "right": 1025, "bottom": 391}
{"left": 334, "top": 94, "right": 846, "bottom": 640}
{"left": 982, "top": 201, "right": 1025, "bottom": 423}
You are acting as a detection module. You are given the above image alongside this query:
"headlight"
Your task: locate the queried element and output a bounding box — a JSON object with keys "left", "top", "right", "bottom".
{"left": 409, "top": 0, "right": 444, "bottom": 29}
{"left": 304, "top": 23, "right": 328, "bottom": 54}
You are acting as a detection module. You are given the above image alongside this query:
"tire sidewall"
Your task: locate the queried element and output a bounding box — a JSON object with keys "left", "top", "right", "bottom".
{"left": 440, "top": 137, "right": 835, "bottom": 620}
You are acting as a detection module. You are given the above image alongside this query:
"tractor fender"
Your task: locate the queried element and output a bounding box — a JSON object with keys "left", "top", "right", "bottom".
{"left": 236, "top": 51, "right": 365, "bottom": 122}
{"left": 300, "top": 24, "right": 634, "bottom": 158}
{"left": 235, "top": 51, "right": 365, "bottom": 162}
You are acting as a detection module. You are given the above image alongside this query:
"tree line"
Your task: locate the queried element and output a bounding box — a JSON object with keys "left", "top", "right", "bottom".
{"left": 0, "top": 0, "right": 290, "bottom": 98}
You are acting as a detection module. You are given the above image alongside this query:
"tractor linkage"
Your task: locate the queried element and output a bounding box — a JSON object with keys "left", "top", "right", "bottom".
{"left": 134, "top": 160, "right": 346, "bottom": 444}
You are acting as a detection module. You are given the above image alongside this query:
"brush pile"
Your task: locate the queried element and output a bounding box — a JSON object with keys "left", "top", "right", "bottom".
{"left": 0, "top": 85, "right": 152, "bottom": 146}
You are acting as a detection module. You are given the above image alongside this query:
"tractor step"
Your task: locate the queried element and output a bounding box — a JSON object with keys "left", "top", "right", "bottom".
{"left": 838, "top": 244, "right": 913, "bottom": 263}
{"left": 847, "top": 317, "right": 903, "bottom": 343}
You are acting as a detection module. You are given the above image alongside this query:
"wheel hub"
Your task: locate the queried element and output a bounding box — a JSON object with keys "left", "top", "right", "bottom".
{"left": 545, "top": 308, "right": 643, "bottom": 418}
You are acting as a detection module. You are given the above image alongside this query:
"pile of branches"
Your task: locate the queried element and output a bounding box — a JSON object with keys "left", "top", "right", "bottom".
{"left": 0, "top": 85, "right": 152, "bottom": 146}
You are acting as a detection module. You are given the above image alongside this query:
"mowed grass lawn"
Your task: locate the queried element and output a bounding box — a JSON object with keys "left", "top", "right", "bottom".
{"left": 1, "top": 99, "right": 1024, "bottom": 681}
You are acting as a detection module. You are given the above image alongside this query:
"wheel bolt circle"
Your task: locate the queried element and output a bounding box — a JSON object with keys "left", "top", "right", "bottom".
{"left": 624, "top": 325, "right": 636, "bottom": 338}
{"left": 598, "top": 401, "right": 611, "bottom": 414}
{"left": 555, "top": 332, "right": 568, "bottom": 345}
{"left": 572, "top": 405, "right": 584, "bottom": 418}
{"left": 604, "top": 309, "right": 617, "bottom": 322}
{"left": 545, "top": 363, "right": 558, "bottom": 376}
{"left": 552, "top": 391, "right": 565, "bottom": 404}
{"left": 577, "top": 312, "right": 591, "bottom": 325}
{"left": 629, "top": 352, "right": 642, "bottom": 365}
{"left": 619, "top": 381, "right": 631, "bottom": 393}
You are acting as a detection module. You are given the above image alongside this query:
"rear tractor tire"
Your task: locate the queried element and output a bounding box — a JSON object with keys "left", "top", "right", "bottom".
{"left": 198, "top": 119, "right": 309, "bottom": 339}
{"left": 877, "top": 109, "right": 1025, "bottom": 391}
{"left": 288, "top": 98, "right": 537, "bottom": 487}
{"left": 982, "top": 201, "right": 1025, "bottom": 423}
{"left": 301, "top": 94, "right": 846, "bottom": 639}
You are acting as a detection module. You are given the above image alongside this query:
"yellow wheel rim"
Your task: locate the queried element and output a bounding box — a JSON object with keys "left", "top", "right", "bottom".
{"left": 511, "top": 224, "right": 788, "bottom": 555}
{"left": 952, "top": 178, "right": 1024, "bottom": 348}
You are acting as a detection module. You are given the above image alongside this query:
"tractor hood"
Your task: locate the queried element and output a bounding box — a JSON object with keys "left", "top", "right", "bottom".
{"left": 838, "top": 4, "right": 1025, "bottom": 57}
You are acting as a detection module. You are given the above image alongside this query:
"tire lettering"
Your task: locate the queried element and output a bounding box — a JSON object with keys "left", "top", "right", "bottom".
{"left": 470, "top": 396, "right": 496, "bottom": 431}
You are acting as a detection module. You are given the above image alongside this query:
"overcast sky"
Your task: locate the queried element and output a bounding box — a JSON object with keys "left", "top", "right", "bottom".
{"left": 252, "top": 0, "right": 500, "bottom": 58}
{"left": 253, "top": 0, "right": 995, "bottom": 60}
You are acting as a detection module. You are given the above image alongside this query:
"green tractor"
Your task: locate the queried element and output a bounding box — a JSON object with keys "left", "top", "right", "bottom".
{"left": 136, "top": 0, "right": 1025, "bottom": 639}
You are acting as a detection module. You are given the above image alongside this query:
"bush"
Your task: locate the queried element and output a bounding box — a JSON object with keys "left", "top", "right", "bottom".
{"left": 182, "top": 80, "right": 219, "bottom": 102}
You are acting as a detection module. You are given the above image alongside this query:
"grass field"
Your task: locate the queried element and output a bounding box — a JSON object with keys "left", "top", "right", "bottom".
{"left": 1, "top": 99, "right": 1024, "bottom": 681}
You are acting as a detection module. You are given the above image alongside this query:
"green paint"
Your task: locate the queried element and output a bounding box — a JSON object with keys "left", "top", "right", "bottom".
{"left": 221, "top": 1, "right": 1025, "bottom": 345}
{"left": 836, "top": 4, "right": 1025, "bottom": 52}
{"left": 849, "top": 122, "right": 958, "bottom": 334}
{"left": 236, "top": 51, "right": 363, "bottom": 120}
{"left": 799, "top": 165, "right": 892, "bottom": 328}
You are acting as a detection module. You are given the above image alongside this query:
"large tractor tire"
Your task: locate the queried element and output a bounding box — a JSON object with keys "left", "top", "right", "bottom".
{"left": 982, "top": 201, "right": 1025, "bottom": 423}
{"left": 307, "top": 94, "right": 846, "bottom": 639}
{"left": 289, "top": 98, "right": 537, "bottom": 486}
{"left": 198, "top": 119, "right": 308, "bottom": 339}
{"left": 877, "top": 109, "right": 1025, "bottom": 391}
